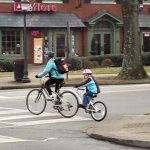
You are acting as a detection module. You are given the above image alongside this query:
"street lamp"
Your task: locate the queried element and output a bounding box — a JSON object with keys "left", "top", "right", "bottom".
{"left": 21, "top": 0, "right": 31, "bottom": 83}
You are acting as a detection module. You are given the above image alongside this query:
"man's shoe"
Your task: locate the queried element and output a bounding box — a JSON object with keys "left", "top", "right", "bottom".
{"left": 47, "top": 95, "right": 54, "bottom": 101}
{"left": 78, "top": 104, "right": 86, "bottom": 109}
{"left": 55, "top": 100, "right": 62, "bottom": 105}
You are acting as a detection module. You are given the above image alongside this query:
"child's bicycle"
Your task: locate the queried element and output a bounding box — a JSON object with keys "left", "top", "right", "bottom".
{"left": 26, "top": 76, "right": 79, "bottom": 118}
{"left": 76, "top": 87, "right": 107, "bottom": 121}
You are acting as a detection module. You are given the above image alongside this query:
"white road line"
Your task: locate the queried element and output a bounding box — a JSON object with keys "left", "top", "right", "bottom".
{"left": 0, "top": 96, "right": 10, "bottom": 99}
{"left": 0, "top": 113, "right": 59, "bottom": 121}
{"left": 4, "top": 116, "right": 91, "bottom": 127}
{"left": 0, "top": 135, "right": 31, "bottom": 143}
{"left": 0, "top": 109, "right": 27, "bottom": 115}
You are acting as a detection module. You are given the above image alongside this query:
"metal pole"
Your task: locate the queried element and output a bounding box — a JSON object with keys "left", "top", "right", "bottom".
{"left": 22, "top": 12, "right": 30, "bottom": 83}
{"left": 66, "top": 21, "right": 70, "bottom": 81}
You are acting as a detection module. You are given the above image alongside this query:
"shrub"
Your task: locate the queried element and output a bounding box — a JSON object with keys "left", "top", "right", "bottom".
{"left": 67, "top": 57, "right": 82, "bottom": 70}
{"left": 82, "top": 60, "right": 94, "bottom": 69}
{"left": 142, "top": 52, "right": 150, "bottom": 66}
{"left": 92, "top": 61, "right": 99, "bottom": 68}
{"left": 0, "top": 60, "right": 14, "bottom": 72}
{"left": 101, "top": 58, "right": 113, "bottom": 67}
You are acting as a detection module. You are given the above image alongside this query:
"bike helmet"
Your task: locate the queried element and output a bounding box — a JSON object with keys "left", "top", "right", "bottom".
{"left": 83, "top": 69, "right": 92, "bottom": 75}
{"left": 48, "top": 51, "right": 54, "bottom": 58}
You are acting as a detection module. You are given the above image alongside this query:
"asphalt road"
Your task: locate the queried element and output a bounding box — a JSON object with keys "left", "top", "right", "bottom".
{"left": 0, "top": 84, "right": 149, "bottom": 150}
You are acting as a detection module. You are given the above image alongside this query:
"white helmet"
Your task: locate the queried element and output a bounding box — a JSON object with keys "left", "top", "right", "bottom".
{"left": 83, "top": 69, "right": 92, "bottom": 75}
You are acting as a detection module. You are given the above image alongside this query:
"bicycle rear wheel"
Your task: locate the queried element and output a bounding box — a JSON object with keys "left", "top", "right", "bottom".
{"left": 58, "top": 91, "right": 79, "bottom": 118}
{"left": 26, "top": 89, "right": 47, "bottom": 115}
{"left": 90, "top": 101, "right": 107, "bottom": 121}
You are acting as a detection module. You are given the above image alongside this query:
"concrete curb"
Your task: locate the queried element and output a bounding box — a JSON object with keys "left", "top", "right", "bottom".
{"left": 87, "top": 128, "right": 150, "bottom": 149}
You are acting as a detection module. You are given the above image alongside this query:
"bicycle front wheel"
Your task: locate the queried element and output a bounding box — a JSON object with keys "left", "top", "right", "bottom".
{"left": 90, "top": 101, "right": 107, "bottom": 121}
{"left": 58, "top": 91, "right": 79, "bottom": 118}
{"left": 26, "top": 89, "right": 47, "bottom": 115}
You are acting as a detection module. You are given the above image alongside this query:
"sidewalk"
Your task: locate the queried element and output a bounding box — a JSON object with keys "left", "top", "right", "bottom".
{"left": 0, "top": 64, "right": 150, "bottom": 148}
{"left": 87, "top": 115, "right": 150, "bottom": 149}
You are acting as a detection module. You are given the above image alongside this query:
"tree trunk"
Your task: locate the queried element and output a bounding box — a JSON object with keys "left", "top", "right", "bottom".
{"left": 118, "top": 0, "right": 147, "bottom": 79}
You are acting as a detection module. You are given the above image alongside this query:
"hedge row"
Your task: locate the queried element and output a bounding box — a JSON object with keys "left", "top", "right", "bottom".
{"left": 67, "top": 53, "right": 150, "bottom": 70}
{"left": 1, "top": 52, "right": 150, "bottom": 72}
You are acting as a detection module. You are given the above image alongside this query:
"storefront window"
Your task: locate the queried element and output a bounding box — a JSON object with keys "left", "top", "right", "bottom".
{"left": 1, "top": 30, "right": 21, "bottom": 55}
{"left": 0, "top": 0, "right": 13, "bottom": 3}
{"left": 91, "top": 0, "right": 116, "bottom": 4}
{"left": 43, "top": 0, "right": 63, "bottom": 3}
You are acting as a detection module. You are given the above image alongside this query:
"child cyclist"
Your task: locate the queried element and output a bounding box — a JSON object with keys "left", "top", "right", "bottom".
{"left": 74, "top": 69, "right": 100, "bottom": 109}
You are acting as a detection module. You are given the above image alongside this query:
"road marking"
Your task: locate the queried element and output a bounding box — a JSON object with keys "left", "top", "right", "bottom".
{"left": 0, "top": 113, "right": 59, "bottom": 121}
{"left": 0, "top": 135, "right": 31, "bottom": 143}
{"left": 41, "top": 137, "right": 57, "bottom": 142}
{"left": 5, "top": 116, "right": 91, "bottom": 127}
{"left": 0, "top": 96, "right": 10, "bottom": 99}
{"left": 0, "top": 107, "right": 91, "bottom": 128}
{"left": 0, "top": 109, "right": 27, "bottom": 115}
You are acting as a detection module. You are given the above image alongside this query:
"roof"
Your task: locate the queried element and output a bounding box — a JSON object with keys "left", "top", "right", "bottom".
{"left": 139, "top": 14, "right": 150, "bottom": 28}
{"left": 84, "top": 10, "right": 123, "bottom": 25}
{"left": 0, "top": 12, "right": 85, "bottom": 28}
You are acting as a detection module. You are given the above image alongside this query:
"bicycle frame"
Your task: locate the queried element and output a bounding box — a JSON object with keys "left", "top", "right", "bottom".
{"left": 39, "top": 76, "right": 82, "bottom": 104}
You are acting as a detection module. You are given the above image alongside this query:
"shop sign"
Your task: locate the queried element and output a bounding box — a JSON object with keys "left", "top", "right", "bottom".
{"left": 31, "top": 31, "right": 40, "bottom": 36}
{"left": 14, "top": 2, "right": 58, "bottom": 12}
{"left": 143, "top": 32, "right": 150, "bottom": 37}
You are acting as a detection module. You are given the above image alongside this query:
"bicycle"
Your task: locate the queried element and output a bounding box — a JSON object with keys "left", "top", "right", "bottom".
{"left": 26, "top": 76, "right": 79, "bottom": 118}
{"left": 76, "top": 88, "right": 107, "bottom": 121}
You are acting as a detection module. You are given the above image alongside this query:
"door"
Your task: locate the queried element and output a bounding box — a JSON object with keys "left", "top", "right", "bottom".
{"left": 54, "top": 33, "right": 66, "bottom": 57}
{"left": 143, "top": 33, "right": 150, "bottom": 52}
{"left": 92, "top": 33, "right": 111, "bottom": 55}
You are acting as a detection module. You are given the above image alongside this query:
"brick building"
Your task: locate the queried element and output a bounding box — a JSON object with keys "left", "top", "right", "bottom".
{"left": 0, "top": 0, "right": 150, "bottom": 64}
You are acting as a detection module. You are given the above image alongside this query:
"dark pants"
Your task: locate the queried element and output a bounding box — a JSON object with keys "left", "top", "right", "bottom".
{"left": 45, "top": 77, "right": 64, "bottom": 95}
{"left": 83, "top": 91, "right": 93, "bottom": 106}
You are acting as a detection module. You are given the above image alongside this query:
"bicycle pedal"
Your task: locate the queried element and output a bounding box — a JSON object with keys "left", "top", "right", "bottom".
{"left": 85, "top": 109, "right": 91, "bottom": 113}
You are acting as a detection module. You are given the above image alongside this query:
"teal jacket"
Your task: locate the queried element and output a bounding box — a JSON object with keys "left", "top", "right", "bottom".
{"left": 37, "top": 59, "right": 64, "bottom": 79}
{"left": 77, "top": 77, "right": 100, "bottom": 94}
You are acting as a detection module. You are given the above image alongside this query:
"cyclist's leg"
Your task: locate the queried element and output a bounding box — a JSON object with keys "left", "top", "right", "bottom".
{"left": 55, "top": 78, "right": 64, "bottom": 93}
{"left": 83, "top": 91, "right": 93, "bottom": 107}
{"left": 45, "top": 77, "right": 56, "bottom": 95}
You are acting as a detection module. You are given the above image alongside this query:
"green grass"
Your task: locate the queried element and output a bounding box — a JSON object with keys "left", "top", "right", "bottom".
{"left": 0, "top": 66, "right": 150, "bottom": 77}
{"left": 0, "top": 72, "right": 13, "bottom": 77}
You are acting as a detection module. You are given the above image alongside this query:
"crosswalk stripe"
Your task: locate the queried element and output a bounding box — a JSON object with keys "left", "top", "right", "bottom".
{"left": 9, "top": 116, "right": 91, "bottom": 127}
{"left": 0, "top": 112, "right": 59, "bottom": 121}
{"left": 0, "top": 135, "right": 31, "bottom": 143}
{"left": 0, "top": 107, "right": 91, "bottom": 128}
{"left": 0, "top": 109, "right": 27, "bottom": 115}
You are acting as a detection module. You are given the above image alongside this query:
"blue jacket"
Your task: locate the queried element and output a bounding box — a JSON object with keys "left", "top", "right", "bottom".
{"left": 77, "top": 77, "right": 100, "bottom": 94}
{"left": 37, "top": 59, "right": 64, "bottom": 79}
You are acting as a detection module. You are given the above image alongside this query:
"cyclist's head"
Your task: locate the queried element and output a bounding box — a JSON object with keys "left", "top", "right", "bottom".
{"left": 48, "top": 51, "right": 54, "bottom": 58}
{"left": 83, "top": 69, "right": 92, "bottom": 76}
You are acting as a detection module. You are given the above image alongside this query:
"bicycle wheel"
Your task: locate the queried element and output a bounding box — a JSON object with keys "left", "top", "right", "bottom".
{"left": 90, "top": 101, "right": 107, "bottom": 121}
{"left": 58, "top": 91, "right": 79, "bottom": 118}
{"left": 26, "top": 89, "right": 47, "bottom": 115}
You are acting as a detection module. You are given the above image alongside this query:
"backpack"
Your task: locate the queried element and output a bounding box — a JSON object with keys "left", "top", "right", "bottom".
{"left": 54, "top": 58, "right": 69, "bottom": 74}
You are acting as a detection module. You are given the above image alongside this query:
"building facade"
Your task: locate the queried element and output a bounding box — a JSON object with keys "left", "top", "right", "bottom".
{"left": 0, "top": 0, "right": 150, "bottom": 64}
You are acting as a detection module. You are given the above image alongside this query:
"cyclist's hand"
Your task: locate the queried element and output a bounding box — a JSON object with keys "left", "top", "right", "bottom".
{"left": 35, "top": 75, "right": 39, "bottom": 78}
{"left": 74, "top": 85, "right": 78, "bottom": 88}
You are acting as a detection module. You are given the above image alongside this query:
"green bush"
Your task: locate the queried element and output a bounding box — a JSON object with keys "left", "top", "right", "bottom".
{"left": 101, "top": 58, "right": 112, "bottom": 67}
{"left": 0, "top": 60, "right": 14, "bottom": 72}
{"left": 67, "top": 57, "right": 82, "bottom": 70}
{"left": 142, "top": 52, "right": 150, "bottom": 66}
{"left": 82, "top": 60, "right": 94, "bottom": 69}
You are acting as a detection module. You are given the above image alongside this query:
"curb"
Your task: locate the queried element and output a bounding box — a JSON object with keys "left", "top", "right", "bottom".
{"left": 87, "top": 128, "right": 150, "bottom": 149}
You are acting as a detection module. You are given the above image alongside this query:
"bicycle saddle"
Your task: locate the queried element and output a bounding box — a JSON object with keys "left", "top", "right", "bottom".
{"left": 92, "top": 94, "right": 97, "bottom": 98}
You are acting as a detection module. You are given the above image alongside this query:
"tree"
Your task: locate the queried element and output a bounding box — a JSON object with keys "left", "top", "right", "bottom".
{"left": 116, "top": 0, "right": 147, "bottom": 79}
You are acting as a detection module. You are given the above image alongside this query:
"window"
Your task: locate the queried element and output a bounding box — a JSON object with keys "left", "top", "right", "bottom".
{"left": 91, "top": 0, "right": 116, "bottom": 4}
{"left": 42, "top": 0, "right": 63, "bottom": 3}
{"left": 1, "top": 30, "right": 21, "bottom": 55}
{"left": 144, "top": 0, "right": 150, "bottom": 4}
{"left": 0, "top": 0, "right": 13, "bottom": 3}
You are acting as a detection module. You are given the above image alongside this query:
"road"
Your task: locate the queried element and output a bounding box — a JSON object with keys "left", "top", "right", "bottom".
{"left": 0, "top": 84, "right": 149, "bottom": 150}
